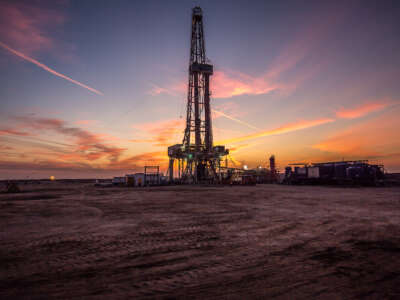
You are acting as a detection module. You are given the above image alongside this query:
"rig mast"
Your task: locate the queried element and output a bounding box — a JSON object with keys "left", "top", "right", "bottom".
{"left": 168, "top": 7, "right": 228, "bottom": 183}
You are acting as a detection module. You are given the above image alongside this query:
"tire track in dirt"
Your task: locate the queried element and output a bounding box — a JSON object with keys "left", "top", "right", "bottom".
{"left": 2, "top": 183, "right": 400, "bottom": 298}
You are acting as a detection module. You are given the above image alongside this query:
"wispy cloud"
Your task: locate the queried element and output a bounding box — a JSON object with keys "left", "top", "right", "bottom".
{"left": 336, "top": 100, "right": 392, "bottom": 119}
{"left": 112, "top": 151, "right": 168, "bottom": 169}
{"left": 148, "top": 7, "right": 344, "bottom": 100}
{"left": 148, "top": 82, "right": 185, "bottom": 96}
{"left": 131, "top": 119, "right": 184, "bottom": 147}
{"left": 75, "top": 120, "right": 98, "bottom": 126}
{"left": 0, "top": 128, "right": 30, "bottom": 136}
{"left": 0, "top": 2, "right": 65, "bottom": 55}
{"left": 212, "top": 108, "right": 259, "bottom": 130}
{"left": 313, "top": 109, "right": 400, "bottom": 162}
{"left": 219, "top": 118, "right": 335, "bottom": 144}
{"left": 13, "top": 116, "right": 124, "bottom": 162}
{"left": 147, "top": 70, "right": 284, "bottom": 99}
{"left": 0, "top": 145, "right": 14, "bottom": 151}
{"left": 0, "top": 41, "right": 103, "bottom": 95}
{"left": 211, "top": 70, "right": 282, "bottom": 98}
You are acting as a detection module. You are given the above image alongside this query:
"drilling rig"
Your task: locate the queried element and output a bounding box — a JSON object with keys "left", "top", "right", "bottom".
{"left": 168, "top": 6, "right": 229, "bottom": 183}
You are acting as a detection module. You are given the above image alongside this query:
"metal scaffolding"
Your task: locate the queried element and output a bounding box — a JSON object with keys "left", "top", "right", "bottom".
{"left": 168, "top": 7, "right": 228, "bottom": 183}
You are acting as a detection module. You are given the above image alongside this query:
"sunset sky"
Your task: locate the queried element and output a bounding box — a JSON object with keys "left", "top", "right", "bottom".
{"left": 1, "top": 0, "right": 400, "bottom": 179}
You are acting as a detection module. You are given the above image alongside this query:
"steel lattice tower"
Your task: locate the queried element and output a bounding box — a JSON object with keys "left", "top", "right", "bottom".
{"left": 183, "top": 6, "right": 212, "bottom": 154}
{"left": 168, "top": 7, "right": 228, "bottom": 183}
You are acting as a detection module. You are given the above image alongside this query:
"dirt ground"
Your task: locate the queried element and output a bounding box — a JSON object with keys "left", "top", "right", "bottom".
{"left": 1, "top": 183, "right": 400, "bottom": 299}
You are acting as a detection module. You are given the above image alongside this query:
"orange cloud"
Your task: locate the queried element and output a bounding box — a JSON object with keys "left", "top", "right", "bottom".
{"left": 111, "top": 151, "right": 169, "bottom": 171}
{"left": 219, "top": 118, "right": 335, "bottom": 145}
{"left": 0, "top": 128, "right": 30, "bottom": 136}
{"left": 0, "top": 160, "right": 93, "bottom": 172}
{"left": 314, "top": 134, "right": 375, "bottom": 156}
{"left": 132, "top": 119, "right": 184, "bottom": 147}
{"left": 76, "top": 120, "right": 98, "bottom": 126}
{"left": 0, "top": 41, "right": 103, "bottom": 95}
{"left": 12, "top": 116, "right": 125, "bottom": 162}
{"left": 336, "top": 101, "right": 391, "bottom": 119}
{"left": 0, "top": 145, "right": 13, "bottom": 151}
{"left": 313, "top": 109, "right": 400, "bottom": 170}
{"left": 229, "top": 143, "right": 258, "bottom": 154}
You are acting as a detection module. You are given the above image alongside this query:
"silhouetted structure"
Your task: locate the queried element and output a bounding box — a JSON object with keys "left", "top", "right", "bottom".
{"left": 269, "top": 155, "right": 277, "bottom": 182}
{"left": 168, "top": 7, "right": 228, "bottom": 183}
{"left": 284, "top": 160, "right": 385, "bottom": 185}
{"left": 144, "top": 166, "right": 160, "bottom": 186}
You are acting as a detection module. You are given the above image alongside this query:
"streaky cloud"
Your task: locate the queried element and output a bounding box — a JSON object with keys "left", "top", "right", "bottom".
{"left": 0, "top": 41, "right": 103, "bottom": 96}
{"left": 336, "top": 101, "right": 392, "bottom": 119}
{"left": 219, "top": 118, "right": 335, "bottom": 144}
{"left": 212, "top": 109, "right": 260, "bottom": 130}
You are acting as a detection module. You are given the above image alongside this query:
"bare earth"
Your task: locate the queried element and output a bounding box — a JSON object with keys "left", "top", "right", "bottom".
{"left": 1, "top": 183, "right": 400, "bottom": 299}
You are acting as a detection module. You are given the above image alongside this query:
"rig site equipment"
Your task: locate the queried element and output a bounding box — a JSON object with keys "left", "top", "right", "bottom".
{"left": 167, "top": 7, "right": 229, "bottom": 183}
{"left": 284, "top": 160, "right": 385, "bottom": 185}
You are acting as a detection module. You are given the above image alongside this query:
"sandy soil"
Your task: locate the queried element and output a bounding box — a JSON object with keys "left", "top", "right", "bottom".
{"left": 1, "top": 183, "right": 400, "bottom": 299}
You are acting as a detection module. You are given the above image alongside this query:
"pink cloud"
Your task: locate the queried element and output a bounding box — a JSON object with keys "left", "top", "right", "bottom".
{"left": 0, "top": 128, "right": 31, "bottom": 136}
{"left": 211, "top": 70, "right": 282, "bottom": 98}
{"left": 336, "top": 100, "right": 392, "bottom": 119}
{"left": 13, "top": 115, "right": 125, "bottom": 162}
{"left": 0, "top": 2, "right": 65, "bottom": 55}
{"left": 75, "top": 120, "right": 98, "bottom": 126}
{"left": 147, "top": 70, "right": 285, "bottom": 99}
{"left": 148, "top": 9, "right": 344, "bottom": 100}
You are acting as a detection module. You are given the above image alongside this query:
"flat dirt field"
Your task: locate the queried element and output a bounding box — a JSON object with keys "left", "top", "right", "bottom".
{"left": 1, "top": 183, "right": 400, "bottom": 299}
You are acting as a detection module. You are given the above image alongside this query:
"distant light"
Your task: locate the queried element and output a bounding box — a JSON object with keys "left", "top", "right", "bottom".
{"left": 50, "top": 176, "right": 55, "bottom": 181}
{"left": 243, "top": 165, "right": 248, "bottom": 170}
{"left": 258, "top": 166, "right": 262, "bottom": 169}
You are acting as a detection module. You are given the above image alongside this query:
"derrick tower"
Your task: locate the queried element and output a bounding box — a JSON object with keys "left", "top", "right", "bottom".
{"left": 168, "top": 7, "right": 228, "bottom": 183}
